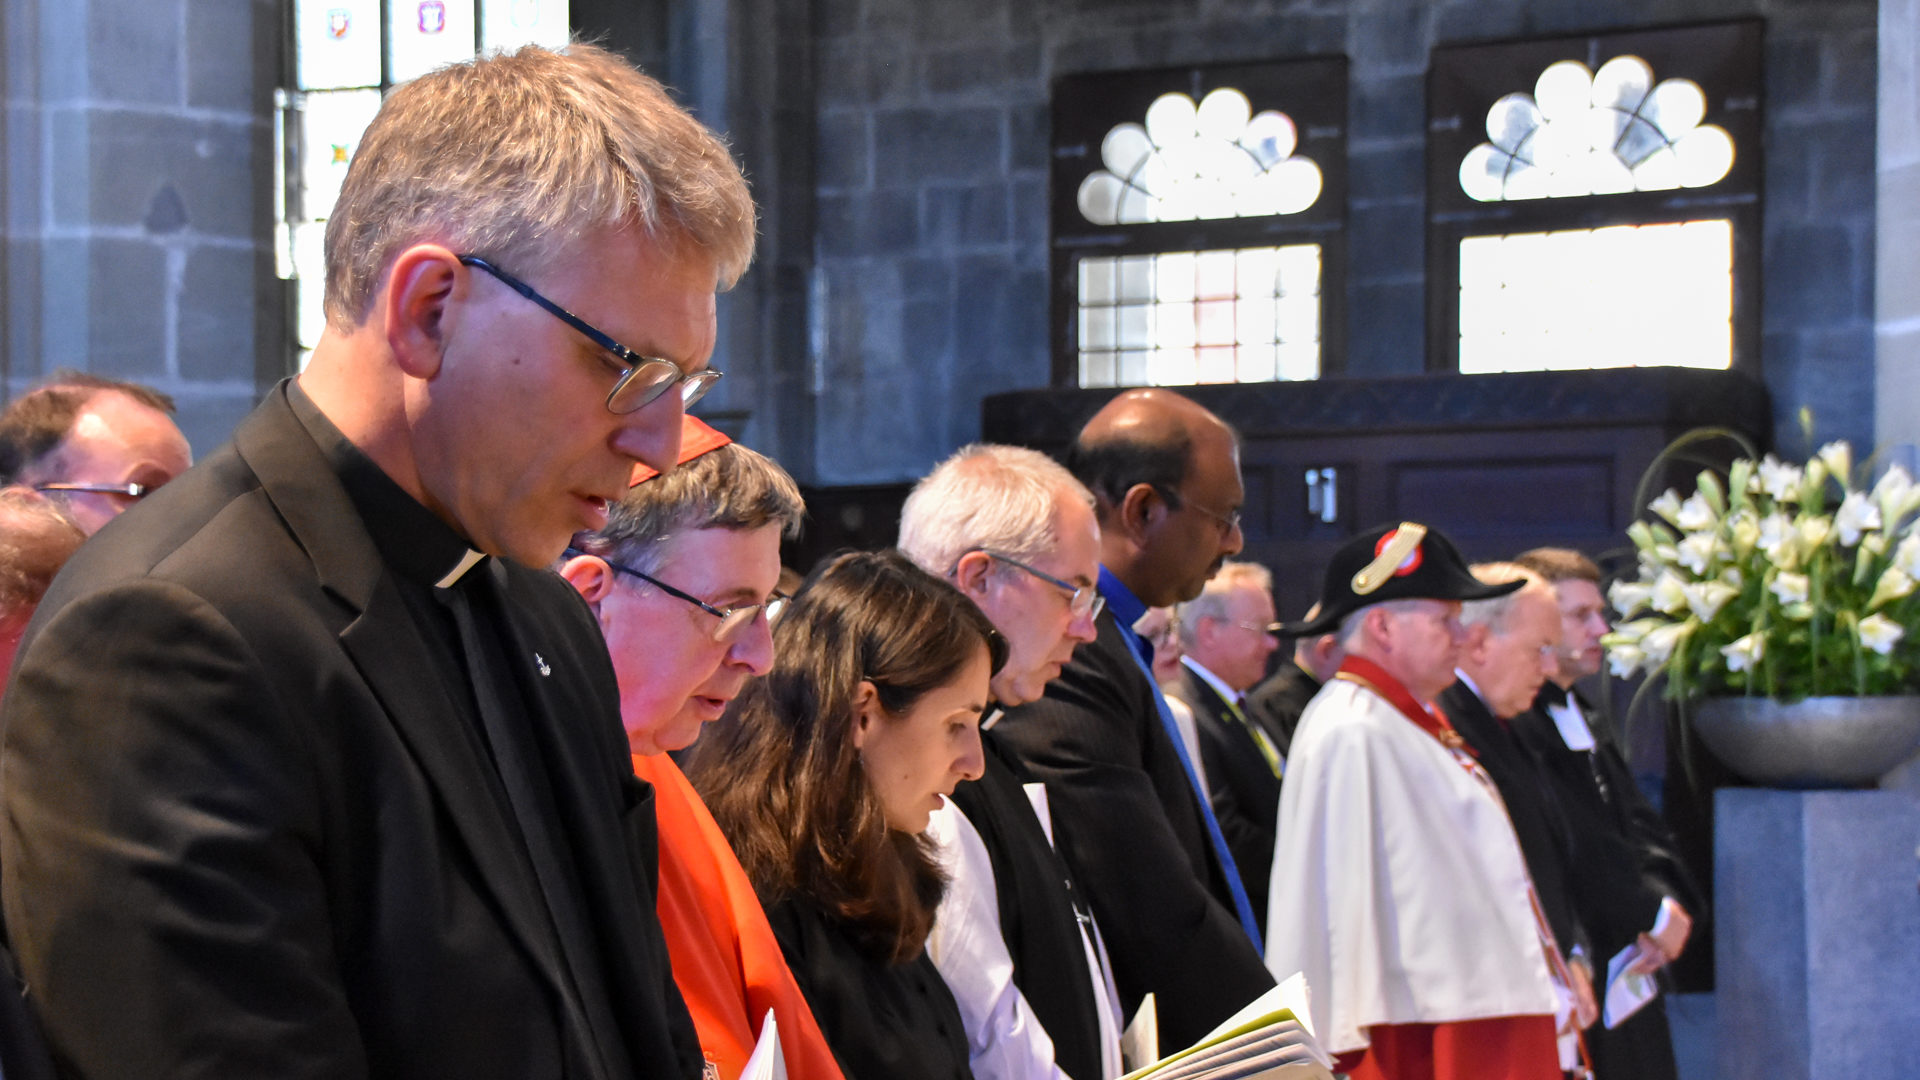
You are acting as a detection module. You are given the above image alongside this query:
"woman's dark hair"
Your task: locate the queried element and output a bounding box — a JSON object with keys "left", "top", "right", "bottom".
{"left": 687, "top": 548, "right": 1006, "bottom": 964}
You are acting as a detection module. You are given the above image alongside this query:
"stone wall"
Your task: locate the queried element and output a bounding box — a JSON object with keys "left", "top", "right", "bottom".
{"left": 804, "top": 0, "right": 1878, "bottom": 483}
{"left": 0, "top": 0, "right": 1879, "bottom": 473}
{"left": 0, "top": 0, "right": 282, "bottom": 456}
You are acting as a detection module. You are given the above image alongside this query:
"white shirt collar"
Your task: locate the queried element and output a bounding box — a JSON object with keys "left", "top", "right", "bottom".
{"left": 1182, "top": 656, "right": 1243, "bottom": 707}
{"left": 1545, "top": 691, "right": 1596, "bottom": 750}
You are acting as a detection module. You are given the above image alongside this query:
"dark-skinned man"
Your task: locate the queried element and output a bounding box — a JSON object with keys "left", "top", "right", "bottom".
{"left": 994, "top": 388, "right": 1275, "bottom": 1050}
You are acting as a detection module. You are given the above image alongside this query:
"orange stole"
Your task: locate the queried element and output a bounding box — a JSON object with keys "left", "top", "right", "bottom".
{"left": 1343, "top": 1015, "right": 1560, "bottom": 1080}
{"left": 632, "top": 753, "right": 846, "bottom": 1080}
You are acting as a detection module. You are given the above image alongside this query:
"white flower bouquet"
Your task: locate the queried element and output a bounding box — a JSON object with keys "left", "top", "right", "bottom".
{"left": 1605, "top": 438, "right": 1920, "bottom": 701}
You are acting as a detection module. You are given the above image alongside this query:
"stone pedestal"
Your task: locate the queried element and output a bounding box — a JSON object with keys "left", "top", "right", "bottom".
{"left": 1715, "top": 790, "right": 1920, "bottom": 1080}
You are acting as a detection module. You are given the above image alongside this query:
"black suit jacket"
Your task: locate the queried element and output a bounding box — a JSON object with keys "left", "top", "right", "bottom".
{"left": 0, "top": 386, "right": 699, "bottom": 1079}
{"left": 1511, "top": 688, "right": 1702, "bottom": 1080}
{"left": 993, "top": 611, "right": 1273, "bottom": 1049}
{"left": 948, "top": 731, "right": 1105, "bottom": 1080}
{"left": 1167, "top": 667, "right": 1279, "bottom": 936}
{"left": 1510, "top": 689, "right": 1704, "bottom": 955}
{"left": 1435, "top": 682, "right": 1586, "bottom": 958}
{"left": 1243, "top": 663, "right": 1319, "bottom": 759}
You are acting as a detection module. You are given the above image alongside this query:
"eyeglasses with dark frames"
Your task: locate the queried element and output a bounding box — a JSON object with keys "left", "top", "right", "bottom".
{"left": 33, "top": 482, "right": 151, "bottom": 500}
{"left": 458, "top": 255, "right": 723, "bottom": 415}
{"left": 564, "top": 547, "right": 787, "bottom": 642}
{"left": 967, "top": 548, "right": 1105, "bottom": 622}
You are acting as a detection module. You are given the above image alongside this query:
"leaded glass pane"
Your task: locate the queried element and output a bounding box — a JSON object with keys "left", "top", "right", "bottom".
{"left": 296, "top": 0, "right": 382, "bottom": 89}
{"left": 298, "top": 89, "right": 383, "bottom": 222}
{"left": 480, "top": 0, "right": 569, "bottom": 51}
{"left": 1076, "top": 243, "right": 1322, "bottom": 387}
{"left": 388, "top": 0, "right": 478, "bottom": 85}
{"left": 1457, "top": 220, "right": 1732, "bottom": 373}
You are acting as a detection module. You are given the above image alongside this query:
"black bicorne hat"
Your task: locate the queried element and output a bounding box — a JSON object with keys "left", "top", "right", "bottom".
{"left": 1279, "top": 521, "right": 1521, "bottom": 637}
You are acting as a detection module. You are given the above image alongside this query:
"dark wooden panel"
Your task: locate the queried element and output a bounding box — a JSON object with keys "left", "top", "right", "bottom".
{"left": 1391, "top": 458, "right": 1614, "bottom": 536}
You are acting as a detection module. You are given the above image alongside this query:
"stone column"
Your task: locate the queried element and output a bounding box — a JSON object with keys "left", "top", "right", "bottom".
{"left": 0, "top": 0, "right": 281, "bottom": 454}
{"left": 1878, "top": 0, "right": 1920, "bottom": 459}
{"left": 1715, "top": 789, "right": 1920, "bottom": 1080}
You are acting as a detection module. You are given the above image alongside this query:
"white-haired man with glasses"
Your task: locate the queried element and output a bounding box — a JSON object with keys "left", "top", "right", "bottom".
{"left": 1437, "top": 564, "right": 1598, "bottom": 1073}
{"left": 3, "top": 44, "right": 754, "bottom": 1079}
{"left": 899, "top": 443, "right": 1124, "bottom": 1080}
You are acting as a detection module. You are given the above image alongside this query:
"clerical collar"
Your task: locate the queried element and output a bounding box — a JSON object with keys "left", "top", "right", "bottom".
{"left": 287, "top": 381, "right": 487, "bottom": 590}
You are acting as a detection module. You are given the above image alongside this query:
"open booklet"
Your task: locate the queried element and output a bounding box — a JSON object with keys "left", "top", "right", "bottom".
{"left": 739, "top": 1010, "right": 786, "bottom": 1080}
{"left": 1119, "top": 973, "right": 1337, "bottom": 1080}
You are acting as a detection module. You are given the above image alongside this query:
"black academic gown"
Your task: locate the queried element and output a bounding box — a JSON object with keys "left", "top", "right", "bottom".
{"left": 948, "top": 729, "right": 1107, "bottom": 1080}
{"left": 0, "top": 383, "right": 700, "bottom": 1080}
{"left": 1168, "top": 666, "right": 1280, "bottom": 936}
{"left": 993, "top": 608, "right": 1274, "bottom": 1049}
{"left": 1512, "top": 684, "right": 1706, "bottom": 1080}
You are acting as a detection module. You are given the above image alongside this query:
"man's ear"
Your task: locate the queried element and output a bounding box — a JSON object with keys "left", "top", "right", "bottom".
{"left": 1116, "top": 482, "right": 1165, "bottom": 543}
{"left": 1461, "top": 622, "right": 1492, "bottom": 662}
{"left": 951, "top": 550, "right": 995, "bottom": 599}
{"left": 559, "top": 554, "right": 616, "bottom": 605}
{"left": 382, "top": 245, "right": 464, "bottom": 380}
{"left": 850, "top": 679, "right": 881, "bottom": 750}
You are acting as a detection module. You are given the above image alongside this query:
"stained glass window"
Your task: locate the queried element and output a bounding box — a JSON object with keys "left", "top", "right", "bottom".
{"left": 283, "top": 1, "right": 571, "bottom": 364}
{"left": 1076, "top": 89, "right": 1322, "bottom": 226}
{"left": 1052, "top": 58, "right": 1347, "bottom": 388}
{"left": 1459, "top": 56, "right": 1735, "bottom": 203}
{"left": 1426, "top": 21, "right": 1761, "bottom": 375}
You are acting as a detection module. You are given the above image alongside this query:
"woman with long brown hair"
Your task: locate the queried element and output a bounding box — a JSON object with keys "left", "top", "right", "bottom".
{"left": 689, "top": 549, "right": 1006, "bottom": 1080}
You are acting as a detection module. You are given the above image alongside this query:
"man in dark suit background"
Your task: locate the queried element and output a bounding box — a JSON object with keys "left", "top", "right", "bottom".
{"left": 1511, "top": 547, "right": 1701, "bottom": 1080}
{"left": 1244, "top": 605, "right": 1344, "bottom": 759}
{"left": 1, "top": 44, "right": 755, "bottom": 1080}
{"left": 1167, "top": 561, "right": 1284, "bottom": 936}
{"left": 994, "top": 388, "right": 1275, "bottom": 1049}
{"left": 1436, "top": 563, "right": 1598, "bottom": 1066}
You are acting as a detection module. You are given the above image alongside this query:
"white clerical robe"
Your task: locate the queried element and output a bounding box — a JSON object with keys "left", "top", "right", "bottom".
{"left": 1264, "top": 676, "right": 1557, "bottom": 1057}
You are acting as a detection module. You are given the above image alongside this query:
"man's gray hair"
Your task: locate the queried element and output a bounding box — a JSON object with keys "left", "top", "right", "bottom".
{"left": 570, "top": 441, "right": 804, "bottom": 577}
{"left": 1337, "top": 597, "right": 1433, "bottom": 650}
{"left": 898, "top": 444, "right": 1094, "bottom": 576}
{"left": 1460, "top": 562, "right": 1552, "bottom": 634}
{"left": 1176, "top": 561, "right": 1273, "bottom": 637}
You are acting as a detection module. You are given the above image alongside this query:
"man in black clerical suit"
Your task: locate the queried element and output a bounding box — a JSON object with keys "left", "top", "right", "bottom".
{"left": 901, "top": 443, "right": 1119, "bottom": 1080}
{"left": 1243, "top": 606, "right": 1344, "bottom": 759}
{"left": 1167, "top": 561, "right": 1283, "bottom": 936}
{"left": 1436, "top": 563, "right": 1598, "bottom": 1062}
{"left": 1, "top": 44, "right": 755, "bottom": 1080}
{"left": 994, "top": 390, "right": 1276, "bottom": 1050}
{"left": 1511, "top": 548, "right": 1702, "bottom": 1080}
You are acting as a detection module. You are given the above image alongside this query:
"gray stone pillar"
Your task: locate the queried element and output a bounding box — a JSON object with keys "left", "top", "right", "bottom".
{"left": 1878, "top": 0, "right": 1920, "bottom": 458}
{"left": 0, "top": 0, "right": 282, "bottom": 455}
{"left": 1715, "top": 789, "right": 1920, "bottom": 1080}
